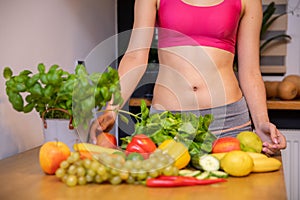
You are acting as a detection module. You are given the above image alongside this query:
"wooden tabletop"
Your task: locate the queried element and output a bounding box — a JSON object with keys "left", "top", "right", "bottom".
{"left": 0, "top": 147, "right": 287, "bottom": 200}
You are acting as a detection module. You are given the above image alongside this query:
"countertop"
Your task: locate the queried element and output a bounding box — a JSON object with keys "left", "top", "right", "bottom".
{"left": 0, "top": 147, "right": 287, "bottom": 200}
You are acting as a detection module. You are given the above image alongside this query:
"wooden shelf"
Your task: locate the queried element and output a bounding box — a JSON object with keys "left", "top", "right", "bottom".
{"left": 129, "top": 98, "right": 152, "bottom": 107}
{"left": 129, "top": 98, "right": 300, "bottom": 110}
{"left": 267, "top": 99, "right": 300, "bottom": 110}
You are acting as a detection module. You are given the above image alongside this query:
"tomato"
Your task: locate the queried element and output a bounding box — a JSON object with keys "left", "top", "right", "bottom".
{"left": 96, "top": 132, "right": 117, "bottom": 148}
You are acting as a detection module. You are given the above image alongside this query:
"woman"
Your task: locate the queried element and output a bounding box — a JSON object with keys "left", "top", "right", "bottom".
{"left": 90, "top": 0, "right": 286, "bottom": 155}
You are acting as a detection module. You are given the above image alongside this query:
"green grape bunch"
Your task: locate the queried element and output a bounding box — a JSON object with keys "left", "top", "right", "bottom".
{"left": 55, "top": 149, "right": 179, "bottom": 187}
{"left": 2, "top": 63, "right": 123, "bottom": 128}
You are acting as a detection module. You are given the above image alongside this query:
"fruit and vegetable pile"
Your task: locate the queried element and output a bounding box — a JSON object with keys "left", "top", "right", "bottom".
{"left": 39, "top": 103, "right": 283, "bottom": 187}
{"left": 264, "top": 74, "right": 300, "bottom": 100}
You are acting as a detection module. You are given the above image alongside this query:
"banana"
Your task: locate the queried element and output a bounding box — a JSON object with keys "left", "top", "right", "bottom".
{"left": 211, "top": 152, "right": 267, "bottom": 161}
{"left": 211, "top": 153, "right": 227, "bottom": 160}
{"left": 246, "top": 152, "right": 268, "bottom": 159}
{"left": 73, "top": 143, "right": 121, "bottom": 154}
{"left": 211, "top": 151, "right": 281, "bottom": 173}
{"left": 252, "top": 157, "right": 282, "bottom": 172}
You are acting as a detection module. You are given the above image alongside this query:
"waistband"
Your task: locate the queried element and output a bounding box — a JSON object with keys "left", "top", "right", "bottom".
{"left": 149, "top": 97, "right": 252, "bottom": 137}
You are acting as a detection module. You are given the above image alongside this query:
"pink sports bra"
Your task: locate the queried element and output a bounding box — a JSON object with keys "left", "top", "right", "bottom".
{"left": 156, "top": 0, "right": 242, "bottom": 53}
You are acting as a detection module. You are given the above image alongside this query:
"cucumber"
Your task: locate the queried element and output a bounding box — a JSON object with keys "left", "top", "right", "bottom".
{"left": 208, "top": 176, "right": 219, "bottom": 180}
{"left": 179, "top": 169, "right": 201, "bottom": 177}
{"left": 192, "top": 154, "right": 220, "bottom": 171}
{"left": 196, "top": 171, "right": 210, "bottom": 180}
{"left": 191, "top": 154, "right": 204, "bottom": 170}
{"left": 210, "top": 170, "right": 229, "bottom": 178}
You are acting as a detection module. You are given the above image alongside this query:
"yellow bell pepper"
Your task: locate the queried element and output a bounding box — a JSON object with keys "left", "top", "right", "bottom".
{"left": 158, "top": 139, "right": 191, "bottom": 169}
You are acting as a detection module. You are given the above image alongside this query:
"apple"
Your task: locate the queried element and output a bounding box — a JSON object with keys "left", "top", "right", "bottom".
{"left": 39, "top": 141, "right": 71, "bottom": 175}
{"left": 212, "top": 137, "right": 241, "bottom": 153}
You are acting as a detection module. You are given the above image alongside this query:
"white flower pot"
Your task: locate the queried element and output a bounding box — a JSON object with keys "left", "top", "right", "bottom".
{"left": 41, "top": 108, "right": 87, "bottom": 151}
{"left": 42, "top": 119, "right": 80, "bottom": 151}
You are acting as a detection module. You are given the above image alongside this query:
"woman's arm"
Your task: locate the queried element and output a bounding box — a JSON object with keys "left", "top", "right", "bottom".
{"left": 237, "top": 0, "right": 265, "bottom": 130}
{"left": 90, "top": 0, "right": 157, "bottom": 142}
{"left": 117, "top": 0, "right": 158, "bottom": 106}
{"left": 237, "top": 0, "right": 286, "bottom": 154}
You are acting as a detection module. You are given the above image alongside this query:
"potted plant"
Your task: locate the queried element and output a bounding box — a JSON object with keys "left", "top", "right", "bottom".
{"left": 260, "top": 1, "right": 291, "bottom": 52}
{"left": 3, "top": 63, "right": 123, "bottom": 148}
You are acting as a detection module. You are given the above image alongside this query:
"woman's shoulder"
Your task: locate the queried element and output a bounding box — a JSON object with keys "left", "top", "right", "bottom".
{"left": 242, "top": 0, "right": 262, "bottom": 11}
{"left": 239, "top": 0, "right": 262, "bottom": 20}
{"left": 135, "top": 0, "right": 158, "bottom": 8}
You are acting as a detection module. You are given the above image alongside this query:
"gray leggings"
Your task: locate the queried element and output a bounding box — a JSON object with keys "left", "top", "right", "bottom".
{"left": 150, "top": 97, "right": 252, "bottom": 138}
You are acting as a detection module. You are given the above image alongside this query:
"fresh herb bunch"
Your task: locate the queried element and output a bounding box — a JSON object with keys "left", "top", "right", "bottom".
{"left": 120, "top": 100, "right": 217, "bottom": 157}
{"left": 3, "top": 63, "right": 123, "bottom": 128}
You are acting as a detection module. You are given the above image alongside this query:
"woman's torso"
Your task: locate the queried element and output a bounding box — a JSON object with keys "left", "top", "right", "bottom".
{"left": 152, "top": 0, "right": 244, "bottom": 111}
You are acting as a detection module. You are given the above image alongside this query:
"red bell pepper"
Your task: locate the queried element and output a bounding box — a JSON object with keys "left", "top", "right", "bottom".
{"left": 126, "top": 134, "right": 156, "bottom": 159}
{"left": 146, "top": 176, "right": 227, "bottom": 187}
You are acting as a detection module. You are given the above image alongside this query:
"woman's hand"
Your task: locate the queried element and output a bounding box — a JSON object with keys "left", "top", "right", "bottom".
{"left": 255, "top": 122, "right": 287, "bottom": 155}
{"left": 89, "top": 111, "right": 116, "bottom": 144}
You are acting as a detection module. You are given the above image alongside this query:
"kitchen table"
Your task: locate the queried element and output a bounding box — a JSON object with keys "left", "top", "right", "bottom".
{"left": 0, "top": 147, "right": 287, "bottom": 200}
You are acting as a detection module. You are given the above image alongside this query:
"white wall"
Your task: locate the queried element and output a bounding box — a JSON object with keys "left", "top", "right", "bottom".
{"left": 0, "top": 0, "right": 116, "bottom": 159}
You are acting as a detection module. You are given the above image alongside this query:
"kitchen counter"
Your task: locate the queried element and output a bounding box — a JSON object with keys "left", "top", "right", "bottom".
{"left": 0, "top": 147, "right": 287, "bottom": 200}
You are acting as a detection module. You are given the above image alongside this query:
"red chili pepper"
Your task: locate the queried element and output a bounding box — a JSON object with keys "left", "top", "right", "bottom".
{"left": 126, "top": 134, "right": 156, "bottom": 158}
{"left": 146, "top": 176, "right": 227, "bottom": 187}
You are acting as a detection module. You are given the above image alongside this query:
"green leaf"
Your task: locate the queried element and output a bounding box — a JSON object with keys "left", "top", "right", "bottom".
{"left": 89, "top": 72, "right": 102, "bottom": 84}
{"left": 23, "top": 103, "right": 35, "bottom": 113}
{"left": 25, "top": 74, "right": 40, "bottom": 88}
{"left": 48, "top": 64, "right": 59, "bottom": 73}
{"left": 19, "top": 70, "right": 32, "bottom": 76}
{"left": 262, "top": 2, "right": 275, "bottom": 28}
{"left": 119, "top": 113, "right": 129, "bottom": 124}
{"left": 149, "top": 130, "right": 173, "bottom": 145}
{"left": 75, "top": 64, "right": 88, "bottom": 76}
{"left": 37, "top": 63, "right": 46, "bottom": 73}
{"left": 261, "top": 13, "right": 287, "bottom": 38}
{"left": 8, "top": 93, "right": 24, "bottom": 112}
{"left": 200, "top": 141, "right": 213, "bottom": 153}
{"left": 3, "top": 67, "right": 13, "bottom": 79}
{"left": 203, "top": 114, "right": 213, "bottom": 131}
{"left": 178, "top": 122, "right": 196, "bottom": 136}
{"left": 260, "top": 34, "right": 291, "bottom": 51}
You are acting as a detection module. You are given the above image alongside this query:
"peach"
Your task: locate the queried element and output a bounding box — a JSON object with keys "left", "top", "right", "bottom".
{"left": 39, "top": 141, "right": 71, "bottom": 175}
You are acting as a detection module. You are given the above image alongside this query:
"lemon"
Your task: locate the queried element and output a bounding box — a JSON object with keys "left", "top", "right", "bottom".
{"left": 237, "top": 131, "right": 263, "bottom": 153}
{"left": 221, "top": 150, "right": 254, "bottom": 177}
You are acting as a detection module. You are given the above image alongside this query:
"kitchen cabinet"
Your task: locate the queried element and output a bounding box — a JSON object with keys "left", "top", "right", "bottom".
{"left": 0, "top": 147, "right": 287, "bottom": 200}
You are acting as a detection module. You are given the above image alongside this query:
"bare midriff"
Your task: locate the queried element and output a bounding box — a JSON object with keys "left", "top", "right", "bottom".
{"left": 151, "top": 46, "right": 243, "bottom": 111}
